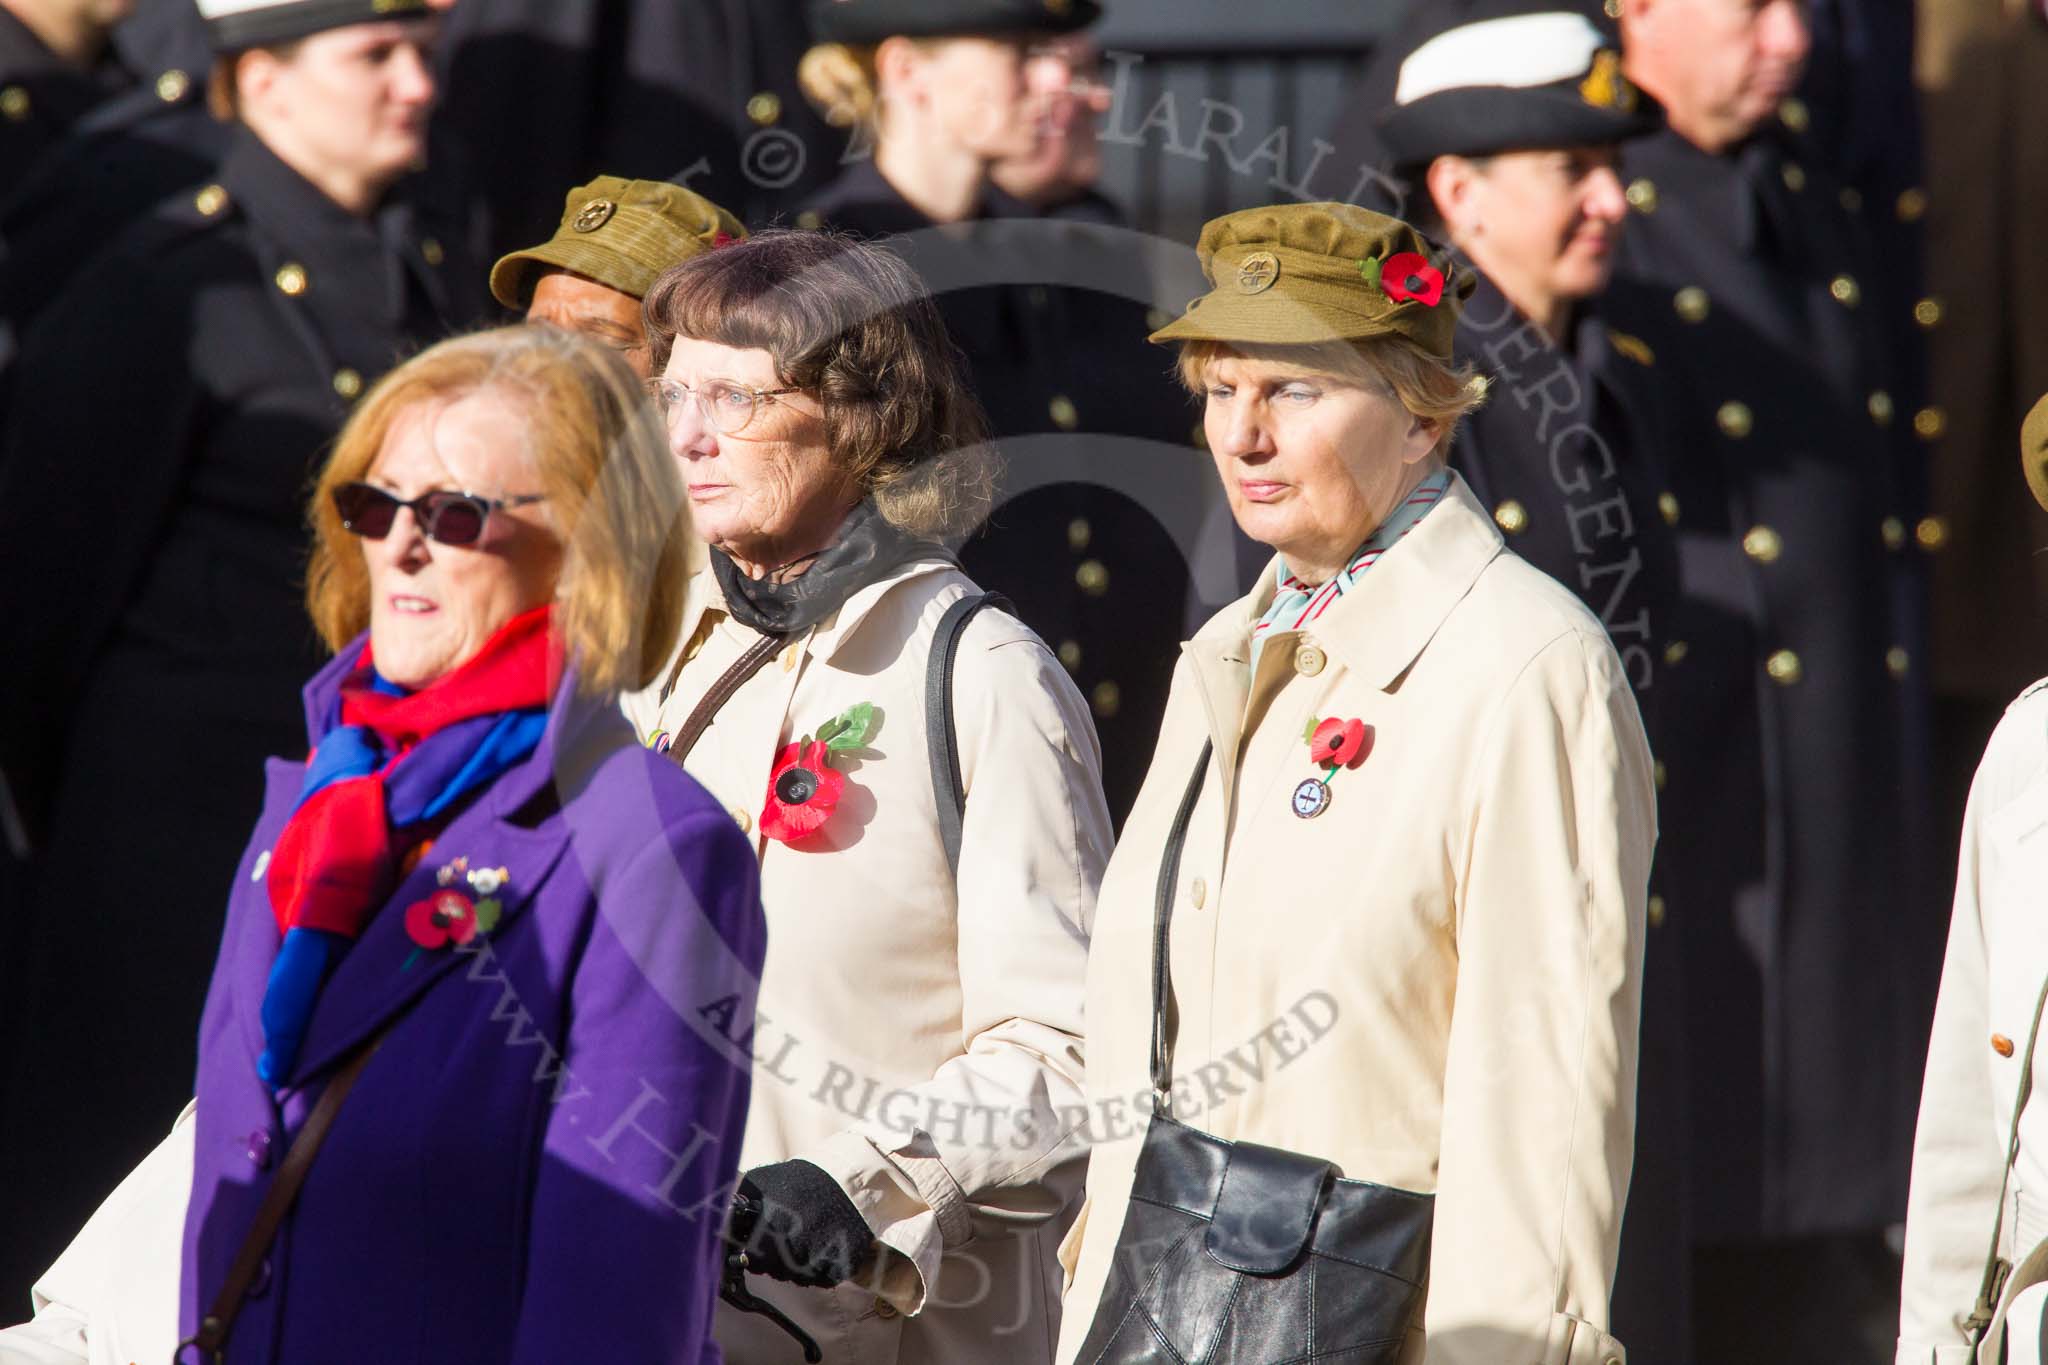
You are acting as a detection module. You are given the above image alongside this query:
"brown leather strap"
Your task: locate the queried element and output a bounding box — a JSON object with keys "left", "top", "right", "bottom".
{"left": 175, "top": 1029, "right": 392, "bottom": 1364}
{"left": 665, "top": 630, "right": 787, "bottom": 769}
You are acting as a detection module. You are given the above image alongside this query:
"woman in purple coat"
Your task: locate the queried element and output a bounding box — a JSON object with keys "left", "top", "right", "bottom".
{"left": 162, "top": 324, "right": 767, "bottom": 1363}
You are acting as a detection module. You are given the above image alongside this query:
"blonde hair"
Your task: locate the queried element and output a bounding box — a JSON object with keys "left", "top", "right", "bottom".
{"left": 798, "top": 42, "right": 882, "bottom": 128}
{"left": 1176, "top": 335, "right": 1489, "bottom": 458}
{"left": 306, "top": 326, "right": 691, "bottom": 697}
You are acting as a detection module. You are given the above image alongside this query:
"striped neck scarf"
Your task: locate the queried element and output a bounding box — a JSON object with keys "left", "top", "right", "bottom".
{"left": 1249, "top": 467, "right": 1452, "bottom": 667}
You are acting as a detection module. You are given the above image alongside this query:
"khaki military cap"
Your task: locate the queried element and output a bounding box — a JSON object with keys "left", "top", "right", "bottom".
{"left": 2024, "top": 392, "right": 2048, "bottom": 512}
{"left": 490, "top": 177, "right": 746, "bottom": 311}
{"left": 1149, "top": 202, "right": 1473, "bottom": 359}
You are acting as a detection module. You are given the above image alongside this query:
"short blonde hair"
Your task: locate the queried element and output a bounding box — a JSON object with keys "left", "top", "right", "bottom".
{"left": 797, "top": 42, "right": 882, "bottom": 128}
{"left": 1176, "top": 335, "right": 1489, "bottom": 459}
{"left": 306, "top": 326, "right": 691, "bottom": 698}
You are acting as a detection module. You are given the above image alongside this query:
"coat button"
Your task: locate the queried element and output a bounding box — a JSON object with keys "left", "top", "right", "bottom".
{"left": 1779, "top": 96, "right": 1810, "bottom": 131}
{"left": 1294, "top": 643, "right": 1327, "bottom": 677}
{"left": 274, "top": 263, "right": 308, "bottom": 296}
{"left": 731, "top": 806, "right": 753, "bottom": 834}
{"left": 1742, "top": 525, "right": 1782, "bottom": 563}
{"left": 247, "top": 1129, "right": 273, "bottom": 1169}
{"left": 332, "top": 368, "right": 363, "bottom": 399}
{"left": 1493, "top": 499, "right": 1529, "bottom": 535}
{"left": 1654, "top": 760, "right": 1668, "bottom": 791}
{"left": 1781, "top": 161, "right": 1807, "bottom": 193}
{"left": 1075, "top": 560, "right": 1109, "bottom": 595}
{"left": 1657, "top": 491, "right": 1680, "bottom": 526}
{"left": 1839, "top": 186, "right": 1863, "bottom": 214}
{"left": 1056, "top": 639, "right": 1082, "bottom": 672}
{"left": 1049, "top": 395, "right": 1079, "bottom": 431}
{"left": 1915, "top": 297, "right": 1943, "bottom": 328}
{"left": 0, "top": 85, "right": 27, "bottom": 121}
{"left": 1190, "top": 876, "right": 1207, "bottom": 909}
{"left": 1673, "top": 286, "right": 1710, "bottom": 323}
{"left": 1887, "top": 646, "right": 1910, "bottom": 679}
{"left": 1914, "top": 406, "right": 1948, "bottom": 440}
{"left": 1995, "top": 1034, "right": 2016, "bottom": 1058}
{"left": 194, "top": 183, "right": 228, "bottom": 216}
{"left": 1897, "top": 186, "right": 1928, "bottom": 222}
{"left": 1716, "top": 401, "right": 1753, "bottom": 438}
{"left": 421, "top": 237, "right": 445, "bottom": 267}
{"left": 746, "top": 91, "right": 782, "bottom": 125}
{"left": 1625, "top": 178, "right": 1658, "bottom": 213}
{"left": 1066, "top": 518, "right": 1092, "bottom": 554}
{"left": 1663, "top": 640, "right": 1689, "bottom": 666}
{"left": 1766, "top": 649, "right": 1803, "bottom": 685}
{"left": 1647, "top": 895, "right": 1667, "bottom": 929}
{"left": 1829, "top": 275, "right": 1860, "bottom": 307}
{"left": 1090, "top": 680, "right": 1121, "bottom": 719}
{"left": 1882, "top": 516, "right": 1906, "bottom": 551}
{"left": 155, "top": 68, "right": 190, "bottom": 103}
{"left": 1916, "top": 516, "right": 1950, "bottom": 551}
{"left": 250, "top": 849, "right": 271, "bottom": 882}
{"left": 1868, "top": 390, "right": 1894, "bottom": 426}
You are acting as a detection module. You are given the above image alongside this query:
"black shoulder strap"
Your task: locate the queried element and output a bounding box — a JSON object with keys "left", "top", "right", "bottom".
{"left": 925, "top": 592, "right": 1011, "bottom": 875}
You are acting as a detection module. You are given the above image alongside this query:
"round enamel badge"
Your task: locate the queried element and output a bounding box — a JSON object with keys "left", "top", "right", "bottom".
{"left": 1291, "top": 777, "right": 1331, "bottom": 819}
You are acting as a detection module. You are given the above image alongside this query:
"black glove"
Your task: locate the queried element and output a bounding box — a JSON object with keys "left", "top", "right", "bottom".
{"left": 726, "top": 1159, "right": 876, "bottom": 1289}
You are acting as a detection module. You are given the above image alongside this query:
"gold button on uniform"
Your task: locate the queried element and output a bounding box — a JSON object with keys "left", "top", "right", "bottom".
{"left": 1493, "top": 499, "right": 1529, "bottom": 535}
{"left": 1625, "top": 178, "right": 1658, "bottom": 213}
{"left": 1914, "top": 406, "right": 1947, "bottom": 440}
{"left": 1781, "top": 161, "right": 1807, "bottom": 193}
{"left": 1664, "top": 640, "right": 1690, "bottom": 667}
{"left": 1914, "top": 297, "right": 1943, "bottom": 328}
{"left": 1887, "top": 646, "right": 1910, "bottom": 679}
{"left": 1868, "top": 390, "right": 1894, "bottom": 426}
{"left": 421, "top": 237, "right": 444, "bottom": 267}
{"left": 1090, "top": 680, "right": 1121, "bottom": 719}
{"left": 1654, "top": 760, "right": 1668, "bottom": 791}
{"left": 1882, "top": 516, "right": 1906, "bottom": 551}
{"left": 1674, "top": 286, "right": 1710, "bottom": 323}
{"left": 1742, "top": 525, "right": 1782, "bottom": 563}
{"left": 1766, "top": 649, "right": 1803, "bottom": 685}
{"left": 1995, "top": 1033, "right": 2016, "bottom": 1058}
{"left": 1294, "top": 644, "right": 1327, "bottom": 677}
{"left": 1916, "top": 516, "right": 1950, "bottom": 552}
{"left": 193, "top": 183, "right": 228, "bottom": 216}
{"left": 1829, "top": 274, "right": 1860, "bottom": 307}
{"left": 1056, "top": 639, "right": 1082, "bottom": 672}
{"left": 0, "top": 86, "right": 29, "bottom": 121}
{"left": 332, "top": 367, "right": 363, "bottom": 399}
{"left": 1609, "top": 331, "right": 1655, "bottom": 367}
{"left": 1190, "top": 877, "right": 1207, "bottom": 909}
{"left": 1779, "top": 96, "right": 1810, "bottom": 132}
{"left": 1067, "top": 517, "right": 1091, "bottom": 552}
{"left": 274, "top": 263, "right": 308, "bottom": 296}
{"left": 1897, "top": 186, "right": 1928, "bottom": 222}
{"left": 1648, "top": 895, "right": 1667, "bottom": 929}
{"left": 155, "top": 68, "right": 190, "bottom": 103}
{"left": 1840, "top": 186, "right": 1863, "bottom": 214}
{"left": 796, "top": 210, "right": 823, "bottom": 231}
{"left": 1048, "top": 394, "right": 1079, "bottom": 431}
{"left": 732, "top": 806, "right": 753, "bottom": 834}
{"left": 1658, "top": 491, "right": 1680, "bottom": 526}
{"left": 1717, "top": 401, "right": 1753, "bottom": 438}
{"left": 746, "top": 91, "right": 782, "bottom": 125}
{"left": 1075, "top": 559, "right": 1109, "bottom": 595}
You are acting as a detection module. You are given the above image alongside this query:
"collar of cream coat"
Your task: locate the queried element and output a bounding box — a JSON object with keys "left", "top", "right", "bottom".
{"left": 1181, "top": 469, "right": 1504, "bottom": 783}
{"left": 672, "top": 530, "right": 963, "bottom": 667}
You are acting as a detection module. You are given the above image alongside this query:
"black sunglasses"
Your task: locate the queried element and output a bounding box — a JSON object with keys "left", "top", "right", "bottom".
{"left": 331, "top": 481, "right": 546, "bottom": 547}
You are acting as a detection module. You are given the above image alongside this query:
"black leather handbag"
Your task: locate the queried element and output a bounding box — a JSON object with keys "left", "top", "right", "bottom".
{"left": 1073, "top": 741, "right": 1436, "bottom": 1365}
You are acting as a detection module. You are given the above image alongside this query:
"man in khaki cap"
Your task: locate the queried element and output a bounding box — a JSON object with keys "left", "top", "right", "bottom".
{"left": 492, "top": 174, "right": 745, "bottom": 378}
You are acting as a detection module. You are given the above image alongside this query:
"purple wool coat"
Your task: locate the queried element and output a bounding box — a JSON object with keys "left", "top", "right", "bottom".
{"left": 179, "top": 645, "right": 766, "bottom": 1364}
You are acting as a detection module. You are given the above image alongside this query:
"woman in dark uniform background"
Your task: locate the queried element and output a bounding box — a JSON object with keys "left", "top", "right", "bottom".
{"left": 794, "top": 0, "right": 1201, "bottom": 823}
{"left": 0, "top": 0, "right": 483, "bottom": 1303}
{"left": 1376, "top": 8, "right": 1692, "bottom": 1359}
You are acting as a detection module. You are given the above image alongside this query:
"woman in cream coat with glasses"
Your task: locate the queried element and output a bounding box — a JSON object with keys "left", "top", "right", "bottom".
{"left": 625, "top": 228, "right": 1112, "bottom": 1364}
{"left": 1898, "top": 395, "right": 2048, "bottom": 1365}
{"left": 1055, "top": 203, "right": 1654, "bottom": 1365}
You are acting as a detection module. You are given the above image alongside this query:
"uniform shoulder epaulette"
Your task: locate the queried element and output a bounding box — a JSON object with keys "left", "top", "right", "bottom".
{"left": 1608, "top": 330, "right": 1655, "bottom": 367}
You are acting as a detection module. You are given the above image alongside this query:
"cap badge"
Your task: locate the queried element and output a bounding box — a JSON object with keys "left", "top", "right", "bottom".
{"left": 1579, "top": 49, "right": 1638, "bottom": 113}
{"left": 1236, "top": 251, "right": 1280, "bottom": 294}
{"left": 573, "top": 198, "right": 617, "bottom": 233}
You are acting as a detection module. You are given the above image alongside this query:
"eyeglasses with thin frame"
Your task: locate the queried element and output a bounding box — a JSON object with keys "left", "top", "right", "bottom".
{"left": 331, "top": 481, "right": 546, "bottom": 548}
{"left": 648, "top": 377, "right": 803, "bottom": 436}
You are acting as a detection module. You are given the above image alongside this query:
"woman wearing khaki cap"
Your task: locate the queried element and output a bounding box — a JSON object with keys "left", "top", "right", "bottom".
{"left": 1056, "top": 202, "right": 1652, "bottom": 1365}
{"left": 491, "top": 174, "right": 745, "bottom": 379}
{"left": 1897, "top": 396, "right": 2048, "bottom": 1365}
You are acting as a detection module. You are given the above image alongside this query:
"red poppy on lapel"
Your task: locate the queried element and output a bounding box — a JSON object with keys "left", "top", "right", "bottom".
{"left": 760, "top": 740, "right": 845, "bottom": 843}
{"left": 1309, "top": 717, "right": 1372, "bottom": 770}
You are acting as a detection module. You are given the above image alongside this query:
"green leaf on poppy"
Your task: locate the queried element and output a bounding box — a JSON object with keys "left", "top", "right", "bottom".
{"left": 1359, "top": 255, "right": 1381, "bottom": 288}
{"left": 473, "top": 898, "right": 502, "bottom": 934}
{"left": 815, "top": 716, "right": 844, "bottom": 745}
{"left": 1302, "top": 716, "right": 1321, "bottom": 743}
{"left": 825, "top": 701, "right": 875, "bottom": 751}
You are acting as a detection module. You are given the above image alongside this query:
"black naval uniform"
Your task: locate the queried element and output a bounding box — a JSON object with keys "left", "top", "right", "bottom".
{"left": 1447, "top": 267, "right": 1693, "bottom": 1363}
{"left": 1605, "top": 122, "right": 1939, "bottom": 1259}
{"left": 0, "top": 2, "right": 133, "bottom": 187}
{"left": 0, "top": 125, "right": 481, "bottom": 1302}
{"left": 801, "top": 159, "right": 1203, "bottom": 824}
